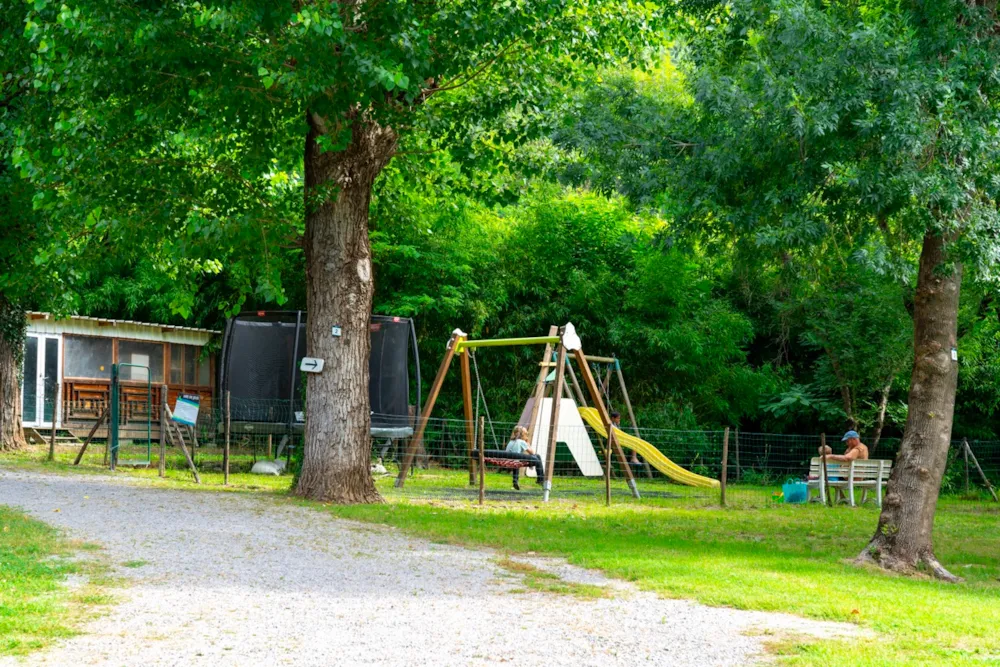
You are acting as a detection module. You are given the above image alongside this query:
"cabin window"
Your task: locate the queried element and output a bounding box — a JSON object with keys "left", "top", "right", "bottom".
{"left": 118, "top": 340, "right": 164, "bottom": 382}
{"left": 63, "top": 336, "right": 113, "bottom": 379}
{"left": 198, "top": 353, "right": 211, "bottom": 385}
{"left": 170, "top": 344, "right": 211, "bottom": 386}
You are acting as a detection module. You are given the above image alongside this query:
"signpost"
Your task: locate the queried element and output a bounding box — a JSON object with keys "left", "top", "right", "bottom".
{"left": 300, "top": 357, "right": 325, "bottom": 373}
{"left": 172, "top": 394, "right": 201, "bottom": 427}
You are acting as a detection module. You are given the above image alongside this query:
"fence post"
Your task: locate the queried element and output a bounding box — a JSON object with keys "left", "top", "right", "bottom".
{"left": 964, "top": 439, "right": 999, "bottom": 503}
{"left": 478, "top": 416, "right": 485, "bottom": 506}
{"left": 224, "top": 391, "right": 231, "bottom": 486}
{"left": 734, "top": 429, "right": 741, "bottom": 481}
{"left": 720, "top": 427, "right": 729, "bottom": 507}
{"left": 964, "top": 439, "right": 970, "bottom": 495}
{"left": 159, "top": 384, "right": 167, "bottom": 478}
{"left": 821, "top": 433, "right": 832, "bottom": 507}
{"left": 48, "top": 394, "right": 57, "bottom": 462}
{"left": 605, "top": 436, "right": 611, "bottom": 507}
{"left": 108, "top": 364, "right": 117, "bottom": 470}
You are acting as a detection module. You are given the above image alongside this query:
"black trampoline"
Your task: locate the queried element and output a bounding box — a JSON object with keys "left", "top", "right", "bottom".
{"left": 218, "top": 311, "right": 421, "bottom": 441}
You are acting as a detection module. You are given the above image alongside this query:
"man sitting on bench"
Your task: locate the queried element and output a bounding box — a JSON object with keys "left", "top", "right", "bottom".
{"left": 819, "top": 430, "right": 870, "bottom": 462}
{"left": 506, "top": 426, "right": 545, "bottom": 491}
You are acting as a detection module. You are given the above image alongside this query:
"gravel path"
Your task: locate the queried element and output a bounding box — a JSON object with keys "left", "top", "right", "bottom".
{"left": 0, "top": 468, "right": 861, "bottom": 666}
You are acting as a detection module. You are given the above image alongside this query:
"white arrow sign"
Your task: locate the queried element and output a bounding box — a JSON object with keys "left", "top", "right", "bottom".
{"left": 300, "top": 357, "right": 325, "bottom": 373}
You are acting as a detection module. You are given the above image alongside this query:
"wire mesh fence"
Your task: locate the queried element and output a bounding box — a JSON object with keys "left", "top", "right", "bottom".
{"left": 23, "top": 398, "right": 1000, "bottom": 511}
{"left": 26, "top": 398, "right": 305, "bottom": 480}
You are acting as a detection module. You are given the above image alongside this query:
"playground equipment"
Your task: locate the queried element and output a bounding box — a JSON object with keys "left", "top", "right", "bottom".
{"left": 395, "top": 323, "right": 721, "bottom": 500}
{"left": 578, "top": 407, "right": 719, "bottom": 489}
{"left": 517, "top": 397, "right": 603, "bottom": 478}
{"left": 396, "top": 323, "right": 640, "bottom": 500}
{"left": 218, "top": 311, "right": 421, "bottom": 459}
{"left": 517, "top": 348, "right": 718, "bottom": 488}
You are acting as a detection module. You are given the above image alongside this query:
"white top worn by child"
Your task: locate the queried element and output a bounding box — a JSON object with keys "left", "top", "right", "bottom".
{"left": 505, "top": 425, "right": 533, "bottom": 455}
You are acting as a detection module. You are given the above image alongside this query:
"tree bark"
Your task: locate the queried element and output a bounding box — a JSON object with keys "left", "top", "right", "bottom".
{"left": 0, "top": 297, "right": 26, "bottom": 453}
{"left": 294, "top": 110, "right": 397, "bottom": 504}
{"left": 858, "top": 232, "right": 962, "bottom": 581}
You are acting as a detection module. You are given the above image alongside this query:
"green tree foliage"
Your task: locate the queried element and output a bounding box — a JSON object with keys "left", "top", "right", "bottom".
{"left": 535, "top": 0, "right": 1000, "bottom": 576}
{"left": 371, "top": 164, "right": 778, "bottom": 429}
{"left": 12, "top": 0, "right": 665, "bottom": 502}
{"left": 556, "top": 57, "right": 1000, "bottom": 444}
{"left": 661, "top": 0, "right": 1000, "bottom": 578}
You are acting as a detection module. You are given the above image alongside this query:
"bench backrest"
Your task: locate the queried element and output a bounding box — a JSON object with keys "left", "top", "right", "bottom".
{"left": 808, "top": 458, "right": 892, "bottom": 480}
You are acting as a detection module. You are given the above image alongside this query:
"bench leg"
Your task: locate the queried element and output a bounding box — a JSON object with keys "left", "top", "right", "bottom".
{"left": 877, "top": 482, "right": 883, "bottom": 508}
{"left": 848, "top": 483, "right": 855, "bottom": 507}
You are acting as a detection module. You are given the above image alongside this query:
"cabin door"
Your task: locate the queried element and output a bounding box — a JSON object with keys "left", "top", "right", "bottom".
{"left": 21, "top": 334, "right": 62, "bottom": 428}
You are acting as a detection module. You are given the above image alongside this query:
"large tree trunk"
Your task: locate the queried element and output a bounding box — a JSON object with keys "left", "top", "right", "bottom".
{"left": 858, "top": 232, "right": 962, "bottom": 581}
{"left": 0, "top": 297, "right": 27, "bottom": 452}
{"left": 294, "top": 111, "right": 397, "bottom": 504}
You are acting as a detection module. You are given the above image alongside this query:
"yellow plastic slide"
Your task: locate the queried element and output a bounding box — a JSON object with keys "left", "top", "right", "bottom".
{"left": 578, "top": 407, "right": 720, "bottom": 489}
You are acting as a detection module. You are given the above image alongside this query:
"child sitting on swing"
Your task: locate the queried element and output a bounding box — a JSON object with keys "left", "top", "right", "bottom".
{"left": 505, "top": 426, "right": 545, "bottom": 491}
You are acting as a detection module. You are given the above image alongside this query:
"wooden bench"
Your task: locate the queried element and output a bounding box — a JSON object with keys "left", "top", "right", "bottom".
{"left": 806, "top": 458, "right": 892, "bottom": 507}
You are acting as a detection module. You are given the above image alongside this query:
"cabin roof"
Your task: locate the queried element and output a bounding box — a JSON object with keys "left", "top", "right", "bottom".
{"left": 26, "top": 312, "right": 220, "bottom": 345}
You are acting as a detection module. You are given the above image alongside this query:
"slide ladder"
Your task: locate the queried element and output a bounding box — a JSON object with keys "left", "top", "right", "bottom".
{"left": 578, "top": 407, "right": 720, "bottom": 489}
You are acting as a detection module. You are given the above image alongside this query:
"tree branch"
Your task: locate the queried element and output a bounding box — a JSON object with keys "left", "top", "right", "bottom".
{"left": 420, "top": 38, "right": 528, "bottom": 100}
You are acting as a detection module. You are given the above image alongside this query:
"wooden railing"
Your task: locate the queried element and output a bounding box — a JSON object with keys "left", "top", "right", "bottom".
{"left": 62, "top": 380, "right": 213, "bottom": 425}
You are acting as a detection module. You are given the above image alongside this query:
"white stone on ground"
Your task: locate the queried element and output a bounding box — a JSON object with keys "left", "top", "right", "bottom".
{"left": 249, "top": 460, "right": 285, "bottom": 476}
{"left": 0, "top": 468, "right": 864, "bottom": 666}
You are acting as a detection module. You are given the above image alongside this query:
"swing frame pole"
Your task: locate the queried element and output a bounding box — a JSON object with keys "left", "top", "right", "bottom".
{"left": 461, "top": 347, "right": 476, "bottom": 486}
{"left": 614, "top": 359, "right": 653, "bottom": 479}
{"left": 396, "top": 330, "right": 465, "bottom": 488}
{"left": 542, "top": 341, "right": 567, "bottom": 502}
{"left": 478, "top": 416, "right": 486, "bottom": 505}
{"left": 572, "top": 348, "right": 640, "bottom": 499}
{"left": 565, "top": 358, "right": 587, "bottom": 406}
{"left": 524, "top": 326, "right": 559, "bottom": 446}
{"left": 456, "top": 336, "right": 560, "bottom": 351}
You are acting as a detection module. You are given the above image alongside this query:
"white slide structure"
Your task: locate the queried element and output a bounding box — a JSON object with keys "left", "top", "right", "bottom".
{"left": 521, "top": 397, "right": 604, "bottom": 478}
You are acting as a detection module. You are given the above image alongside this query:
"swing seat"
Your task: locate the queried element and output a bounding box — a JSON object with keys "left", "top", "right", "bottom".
{"left": 473, "top": 449, "right": 536, "bottom": 469}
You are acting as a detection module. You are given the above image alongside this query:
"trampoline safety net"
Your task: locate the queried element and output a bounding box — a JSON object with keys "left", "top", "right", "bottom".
{"left": 220, "top": 312, "right": 416, "bottom": 434}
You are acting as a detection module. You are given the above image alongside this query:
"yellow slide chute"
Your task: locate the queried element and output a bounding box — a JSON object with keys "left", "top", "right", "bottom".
{"left": 578, "top": 407, "right": 720, "bottom": 489}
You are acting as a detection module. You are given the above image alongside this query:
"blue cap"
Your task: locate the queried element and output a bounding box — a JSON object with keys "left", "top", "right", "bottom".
{"left": 842, "top": 430, "right": 860, "bottom": 441}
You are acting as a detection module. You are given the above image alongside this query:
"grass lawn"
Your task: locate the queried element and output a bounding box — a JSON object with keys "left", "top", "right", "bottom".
{"left": 336, "top": 470, "right": 1000, "bottom": 666}
{"left": 1, "top": 443, "right": 292, "bottom": 495}
{"left": 0, "top": 505, "right": 113, "bottom": 656}
{"left": 3, "top": 446, "right": 999, "bottom": 664}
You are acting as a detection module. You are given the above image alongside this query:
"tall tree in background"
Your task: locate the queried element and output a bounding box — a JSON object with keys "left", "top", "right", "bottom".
{"left": 16, "top": 1, "right": 661, "bottom": 502}
{"left": 667, "top": 0, "right": 1000, "bottom": 579}
{"left": 0, "top": 296, "right": 26, "bottom": 453}
{"left": 1, "top": 1, "right": 38, "bottom": 451}
{"left": 0, "top": 133, "right": 27, "bottom": 452}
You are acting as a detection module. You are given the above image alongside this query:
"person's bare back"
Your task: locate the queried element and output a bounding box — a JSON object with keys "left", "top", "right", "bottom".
{"left": 819, "top": 430, "right": 869, "bottom": 462}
